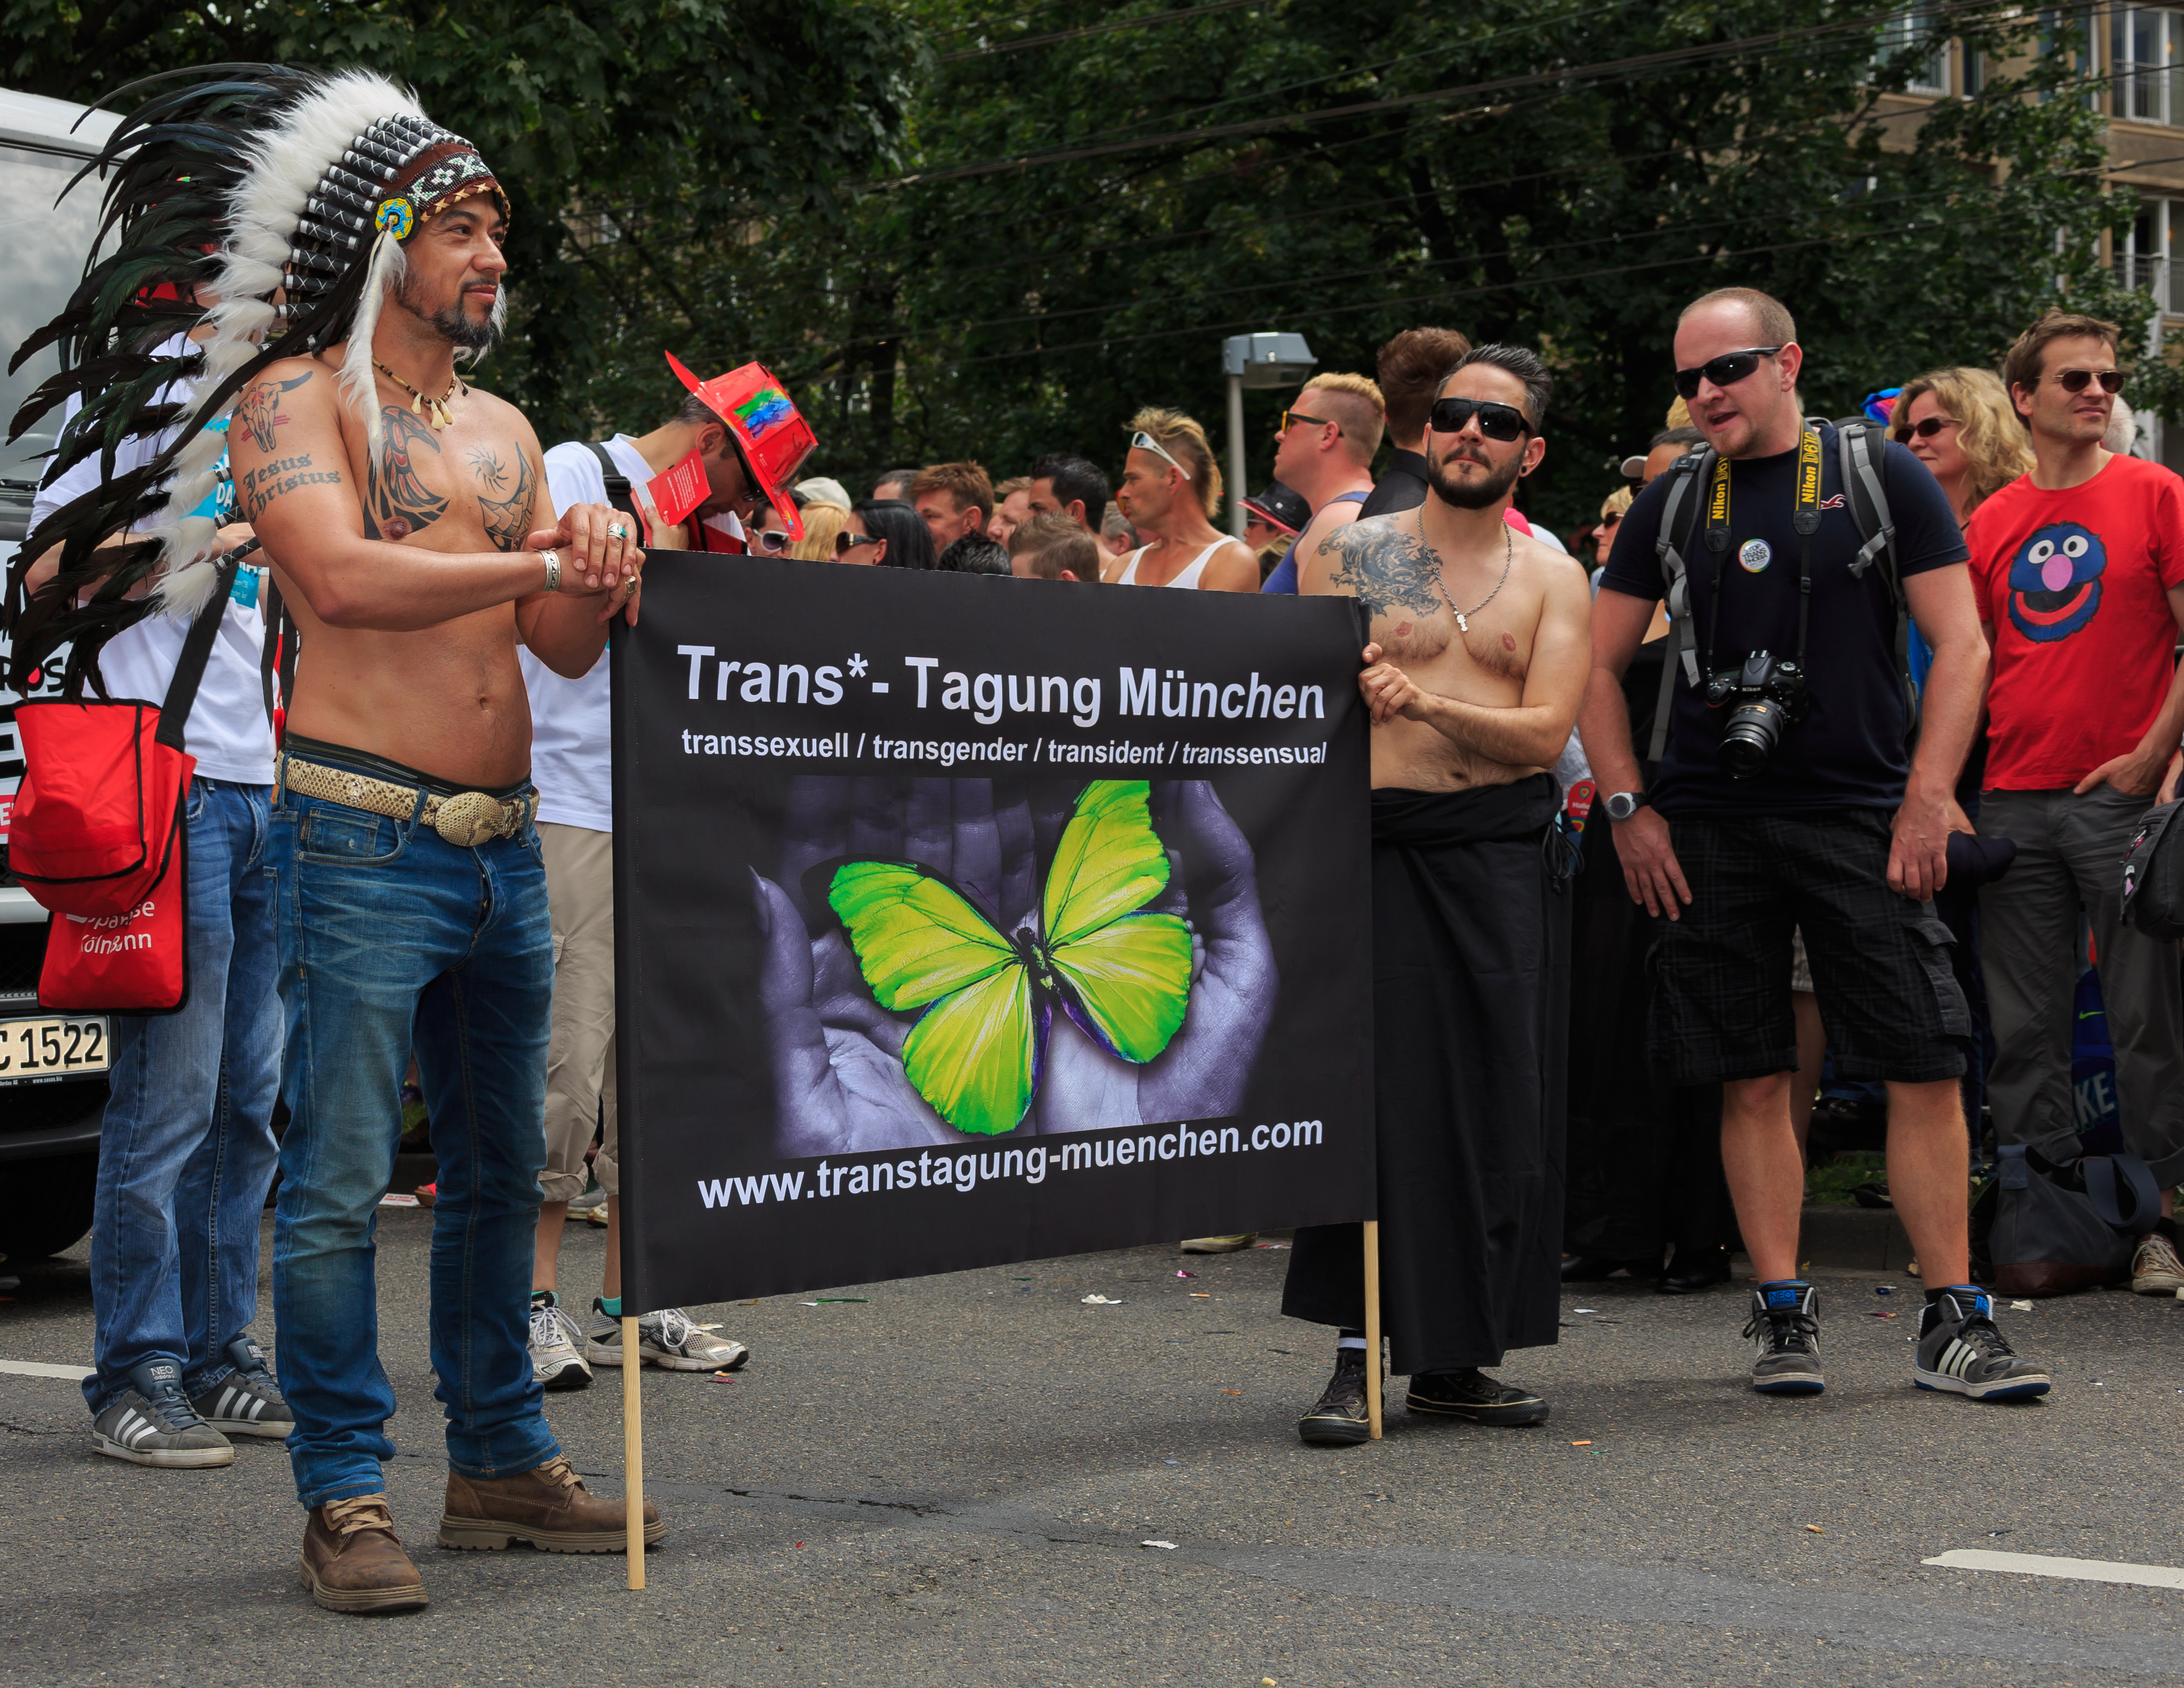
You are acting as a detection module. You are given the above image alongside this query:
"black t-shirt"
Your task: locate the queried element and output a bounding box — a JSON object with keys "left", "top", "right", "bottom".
{"left": 1597, "top": 426, "right": 1966, "bottom": 817}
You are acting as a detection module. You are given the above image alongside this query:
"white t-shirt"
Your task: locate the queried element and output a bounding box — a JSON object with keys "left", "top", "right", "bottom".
{"left": 28, "top": 367, "right": 274, "bottom": 785}
{"left": 519, "top": 435, "right": 745, "bottom": 832}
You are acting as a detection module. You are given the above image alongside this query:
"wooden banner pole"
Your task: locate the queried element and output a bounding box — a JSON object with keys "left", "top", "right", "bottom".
{"left": 623, "top": 1315, "right": 646, "bottom": 1588}
{"left": 1363, "top": 1219, "right": 1383, "bottom": 1440}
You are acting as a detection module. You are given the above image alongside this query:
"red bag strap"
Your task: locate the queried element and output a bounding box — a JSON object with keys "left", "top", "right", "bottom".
{"left": 153, "top": 547, "right": 246, "bottom": 753}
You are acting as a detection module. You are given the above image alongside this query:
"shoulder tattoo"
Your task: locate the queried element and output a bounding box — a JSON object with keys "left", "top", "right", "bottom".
{"left": 366, "top": 406, "right": 450, "bottom": 541}
{"left": 476, "top": 451, "right": 537, "bottom": 552}
{"left": 1322, "top": 522, "right": 1447, "bottom": 621}
{"left": 233, "top": 372, "right": 313, "bottom": 453}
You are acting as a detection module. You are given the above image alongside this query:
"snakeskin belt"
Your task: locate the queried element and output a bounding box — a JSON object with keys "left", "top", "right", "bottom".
{"left": 278, "top": 755, "right": 537, "bottom": 848}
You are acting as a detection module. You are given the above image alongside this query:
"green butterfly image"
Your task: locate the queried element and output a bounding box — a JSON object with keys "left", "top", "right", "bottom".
{"left": 826, "top": 779, "right": 1193, "bottom": 1137}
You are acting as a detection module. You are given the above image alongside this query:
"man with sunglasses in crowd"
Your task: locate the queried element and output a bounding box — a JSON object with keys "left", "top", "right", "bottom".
{"left": 1581, "top": 286, "right": 2048, "bottom": 1402}
{"left": 1282, "top": 344, "right": 1590, "bottom": 1443}
{"left": 1257, "top": 372, "right": 1385, "bottom": 594}
{"left": 1106, "top": 408, "right": 1261, "bottom": 589}
{"left": 519, "top": 356, "right": 814, "bottom": 1389}
{"left": 1967, "top": 311, "right": 2184, "bottom": 1296}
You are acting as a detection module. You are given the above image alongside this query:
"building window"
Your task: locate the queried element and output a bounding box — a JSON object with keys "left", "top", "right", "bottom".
{"left": 1879, "top": 5, "right": 1951, "bottom": 92}
{"left": 2111, "top": 6, "right": 2184, "bottom": 123}
{"left": 2118, "top": 197, "right": 2181, "bottom": 312}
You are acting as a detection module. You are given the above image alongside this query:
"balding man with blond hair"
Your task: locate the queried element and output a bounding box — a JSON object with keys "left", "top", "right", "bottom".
{"left": 1262, "top": 371, "right": 1386, "bottom": 594}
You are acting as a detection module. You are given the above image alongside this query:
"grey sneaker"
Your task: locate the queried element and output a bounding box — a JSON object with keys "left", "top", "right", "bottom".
{"left": 189, "top": 1334, "right": 294, "bottom": 1439}
{"left": 1915, "top": 1287, "right": 2050, "bottom": 1400}
{"left": 2131, "top": 1232, "right": 2184, "bottom": 1296}
{"left": 1743, "top": 1282, "right": 1824, "bottom": 1396}
{"left": 92, "top": 1359, "right": 234, "bottom": 1468}
{"left": 528, "top": 1295, "right": 594, "bottom": 1391}
{"left": 586, "top": 1303, "right": 748, "bottom": 1372}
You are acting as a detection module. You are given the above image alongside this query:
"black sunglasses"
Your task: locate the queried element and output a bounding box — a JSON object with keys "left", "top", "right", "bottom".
{"left": 1427, "top": 397, "right": 1532, "bottom": 442}
{"left": 1905, "top": 415, "right": 1961, "bottom": 439}
{"left": 1672, "top": 346, "right": 1783, "bottom": 401}
{"left": 834, "top": 531, "right": 884, "bottom": 556}
{"left": 2048, "top": 367, "right": 2126, "bottom": 394}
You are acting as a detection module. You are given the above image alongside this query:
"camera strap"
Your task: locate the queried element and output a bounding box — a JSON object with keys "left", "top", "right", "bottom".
{"left": 1699, "top": 426, "right": 1823, "bottom": 684}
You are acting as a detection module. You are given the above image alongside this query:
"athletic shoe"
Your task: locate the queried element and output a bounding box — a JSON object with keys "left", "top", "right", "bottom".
{"left": 1296, "top": 1348, "right": 1371, "bottom": 1445}
{"left": 570, "top": 1190, "right": 610, "bottom": 1227}
{"left": 1406, "top": 1367, "right": 1550, "bottom": 1425}
{"left": 1915, "top": 1287, "right": 2051, "bottom": 1401}
{"left": 528, "top": 1294, "right": 594, "bottom": 1391}
{"left": 1181, "top": 1234, "right": 1256, "bottom": 1254}
{"left": 189, "top": 1334, "right": 294, "bottom": 1439}
{"left": 2131, "top": 1232, "right": 2184, "bottom": 1296}
{"left": 1743, "top": 1282, "right": 1825, "bottom": 1395}
{"left": 91, "top": 1358, "right": 234, "bottom": 1468}
{"left": 586, "top": 1303, "right": 749, "bottom": 1372}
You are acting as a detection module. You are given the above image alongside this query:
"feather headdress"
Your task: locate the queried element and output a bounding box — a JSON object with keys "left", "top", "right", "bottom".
{"left": 3, "top": 65, "right": 507, "bottom": 690}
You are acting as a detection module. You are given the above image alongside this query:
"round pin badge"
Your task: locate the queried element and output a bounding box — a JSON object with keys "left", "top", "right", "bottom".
{"left": 374, "top": 197, "right": 416, "bottom": 240}
{"left": 1738, "top": 537, "right": 1772, "bottom": 573}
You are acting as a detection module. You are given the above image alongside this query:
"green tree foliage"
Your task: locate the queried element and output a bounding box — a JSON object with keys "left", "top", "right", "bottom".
{"left": 2, "top": 0, "right": 923, "bottom": 442}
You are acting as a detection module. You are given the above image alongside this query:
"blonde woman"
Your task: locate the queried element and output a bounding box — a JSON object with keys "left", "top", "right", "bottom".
{"left": 1889, "top": 367, "right": 2032, "bottom": 527}
{"left": 785, "top": 499, "right": 846, "bottom": 561}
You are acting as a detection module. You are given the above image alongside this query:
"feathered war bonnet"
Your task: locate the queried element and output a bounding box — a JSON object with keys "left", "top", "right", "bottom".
{"left": 3, "top": 65, "right": 509, "bottom": 690}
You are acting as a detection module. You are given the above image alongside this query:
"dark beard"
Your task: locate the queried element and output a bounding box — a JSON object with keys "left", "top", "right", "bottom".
{"left": 1426, "top": 447, "right": 1522, "bottom": 511}
{"left": 397, "top": 272, "right": 499, "bottom": 352}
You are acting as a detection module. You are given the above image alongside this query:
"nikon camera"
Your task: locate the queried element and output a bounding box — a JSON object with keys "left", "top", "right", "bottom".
{"left": 1704, "top": 651, "right": 1807, "bottom": 779}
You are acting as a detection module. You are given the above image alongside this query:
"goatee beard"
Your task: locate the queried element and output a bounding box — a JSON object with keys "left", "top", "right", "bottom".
{"left": 399, "top": 274, "right": 499, "bottom": 353}
{"left": 1427, "top": 449, "right": 1522, "bottom": 511}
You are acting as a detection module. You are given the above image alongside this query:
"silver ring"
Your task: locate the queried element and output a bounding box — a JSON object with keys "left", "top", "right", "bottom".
{"left": 607, "top": 522, "right": 629, "bottom": 541}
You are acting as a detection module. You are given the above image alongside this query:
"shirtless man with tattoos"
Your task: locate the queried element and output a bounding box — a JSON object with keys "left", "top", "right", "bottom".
{"left": 1279, "top": 344, "right": 1592, "bottom": 1445}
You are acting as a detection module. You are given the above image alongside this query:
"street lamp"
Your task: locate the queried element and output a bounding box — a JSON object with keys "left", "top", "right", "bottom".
{"left": 1221, "top": 332, "right": 1316, "bottom": 536}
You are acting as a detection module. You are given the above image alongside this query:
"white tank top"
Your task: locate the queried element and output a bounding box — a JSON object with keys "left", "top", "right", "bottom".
{"left": 1117, "top": 540, "right": 1224, "bottom": 588}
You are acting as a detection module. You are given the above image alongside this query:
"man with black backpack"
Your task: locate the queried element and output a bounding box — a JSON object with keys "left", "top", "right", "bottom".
{"left": 520, "top": 354, "right": 816, "bottom": 1388}
{"left": 1578, "top": 286, "right": 2049, "bottom": 1402}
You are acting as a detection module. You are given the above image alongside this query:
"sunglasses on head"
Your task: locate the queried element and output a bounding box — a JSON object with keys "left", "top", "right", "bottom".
{"left": 1904, "top": 415, "right": 1961, "bottom": 439}
{"left": 1427, "top": 396, "right": 1531, "bottom": 442}
{"left": 834, "top": 531, "right": 884, "bottom": 556}
{"left": 1672, "top": 346, "right": 1783, "bottom": 401}
{"left": 1129, "top": 430, "right": 1193, "bottom": 480}
{"left": 2048, "top": 367, "right": 2126, "bottom": 394}
{"left": 1278, "top": 409, "right": 1340, "bottom": 437}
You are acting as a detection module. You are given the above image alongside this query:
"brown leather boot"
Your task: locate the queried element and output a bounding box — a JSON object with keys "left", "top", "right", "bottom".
{"left": 438, "top": 1453, "right": 664, "bottom": 1554}
{"left": 299, "top": 1494, "right": 428, "bottom": 1613}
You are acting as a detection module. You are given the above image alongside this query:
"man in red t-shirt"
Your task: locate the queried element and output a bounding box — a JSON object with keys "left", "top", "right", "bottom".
{"left": 1967, "top": 310, "right": 2184, "bottom": 1295}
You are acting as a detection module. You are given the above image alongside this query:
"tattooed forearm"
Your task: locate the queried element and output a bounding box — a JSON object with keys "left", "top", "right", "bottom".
{"left": 238, "top": 452, "right": 340, "bottom": 520}
{"left": 1322, "top": 520, "right": 1450, "bottom": 622}
{"left": 366, "top": 406, "right": 450, "bottom": 541}
{"left": 477, "top": 450, "right": 537, "bottom": 552}
{"left": 233, "top": 372, "right": 313, "bottom": 452}
{"left": 467, "top": 447, "right": 509, "bottom": 493}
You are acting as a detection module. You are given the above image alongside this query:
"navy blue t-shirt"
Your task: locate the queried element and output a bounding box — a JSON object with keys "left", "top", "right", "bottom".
{"left": 1597, "top": 426, "right": 1966, "bottom": 817}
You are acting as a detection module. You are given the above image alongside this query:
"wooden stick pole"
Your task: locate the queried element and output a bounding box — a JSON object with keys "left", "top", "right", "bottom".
{"left": 1363, "top": 1219, "right": 1383, "bottom": 1440}
{"left": 623, "top": 1316, "right": 645, "bottom": 1588}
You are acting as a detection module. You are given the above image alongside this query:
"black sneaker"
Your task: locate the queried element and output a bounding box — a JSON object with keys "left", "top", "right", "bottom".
{"left": 1915, "top": 1287, "right": 2051, "bottom": 1401}
{"left": 1296, "top": 1349, "right": 1371, "bottom": 1445}
{"left": 92, "top": 1359, "right": 234, "bottom": 1468}
{"left": 189, "top": 1334, "right": 294, "bottom": 1439}
{"left": 1405, "top": 1367, "right": 1550, "bottom": 1425}
{"left": 1743, "top": 1282, "right": 1824, "bottom": 1395}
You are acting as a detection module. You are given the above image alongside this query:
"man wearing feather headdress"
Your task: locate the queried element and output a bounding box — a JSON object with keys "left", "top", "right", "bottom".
{"left": 8, "top": 66, "right": 656, "bottom": 1612}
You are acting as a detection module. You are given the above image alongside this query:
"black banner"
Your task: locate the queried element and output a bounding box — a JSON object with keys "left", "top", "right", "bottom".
{"left": 611, "top": 554, "right": 1373, "bottom": 1309}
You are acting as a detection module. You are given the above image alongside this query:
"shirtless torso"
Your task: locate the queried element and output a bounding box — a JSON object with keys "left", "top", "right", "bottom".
{"left": 1300, "top": 506, "right": 1591, "bottom": 792}
{"left": 230, "top": 351, "right": 631, "bottom": 788}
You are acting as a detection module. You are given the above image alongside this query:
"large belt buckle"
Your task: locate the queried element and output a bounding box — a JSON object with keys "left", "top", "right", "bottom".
{"left": 434, "top": 790, "right": 506, "bottom": 848}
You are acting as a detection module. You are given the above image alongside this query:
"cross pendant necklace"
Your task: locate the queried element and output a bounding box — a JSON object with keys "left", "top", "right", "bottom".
{"left": 373, "top": 359, "right": 466, "bottom": 430}
{"left": 1439, "top": 520, "right": 1513, "bottom": 633}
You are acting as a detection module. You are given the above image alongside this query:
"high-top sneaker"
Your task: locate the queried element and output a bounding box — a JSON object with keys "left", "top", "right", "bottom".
{"left": 1915, "top": 1287, "right": 2051, "bottom": 1400}
{"left": 1743, "top": 1281, "right": 1824, "bottom": 1395}
{"left": 91, "top": 1358, "right": 234, "bottom": 1468}
{"left": 190, "top": 1334, "right": 294, "bottom": 1439}
{"left": 1296, "top": 1347, "right": 1372, "bottom": 1445}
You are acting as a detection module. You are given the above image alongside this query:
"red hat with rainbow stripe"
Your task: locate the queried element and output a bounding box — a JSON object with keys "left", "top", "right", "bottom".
{"left": 664, "top": 352, "right": 818, "bottom": 540}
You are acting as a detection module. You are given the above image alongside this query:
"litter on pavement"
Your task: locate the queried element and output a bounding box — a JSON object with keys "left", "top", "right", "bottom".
{"left": 1176, "top": 1269, "right": 1197, "bottom": 1278}
{"left": 1141, "top": 1540, "right": 1177, "bottom": 1549}
{"left": 1082, "top": 1294, "right": 1125, "bottom": 1304}
{"left": 378, "top": 1193, "right": 420, "bottom": 1207}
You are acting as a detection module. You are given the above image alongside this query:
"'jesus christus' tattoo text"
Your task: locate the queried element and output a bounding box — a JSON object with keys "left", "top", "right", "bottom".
{"left": 239, "top": 452, "right": 339, "bottom": 520}
{"left": 1322, "top": 522, "right": 1450, "bottom": 623}
{"left": 366, "top": 406, "right": 450, "bottom": 541}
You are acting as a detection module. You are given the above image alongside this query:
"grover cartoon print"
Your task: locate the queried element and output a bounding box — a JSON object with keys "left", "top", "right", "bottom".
{"left": 2007, "top": 521, "right": 2106, "bottom": 641}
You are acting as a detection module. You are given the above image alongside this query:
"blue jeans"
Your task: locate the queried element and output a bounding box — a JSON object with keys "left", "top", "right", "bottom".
{"left": 84, "top": 777, "right": 282, "bottom": 1416}
{"left": 270, "top": 755, "right": 558, "bottom": 1509}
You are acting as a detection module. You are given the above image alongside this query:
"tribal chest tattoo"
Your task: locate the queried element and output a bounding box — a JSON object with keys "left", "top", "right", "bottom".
{"left": 473, "top": 449, "right": 537, "bottom": 551}
{"left": 366, "top": 406, "right": 449, "bottom": 541}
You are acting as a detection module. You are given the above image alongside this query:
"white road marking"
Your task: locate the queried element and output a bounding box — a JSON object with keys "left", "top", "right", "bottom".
{"left": 1925, "top": 1549, "right": 2184, "bottom": 1589}
{"left": 0, "top": 1359, "right": 95, "bottom": 1380}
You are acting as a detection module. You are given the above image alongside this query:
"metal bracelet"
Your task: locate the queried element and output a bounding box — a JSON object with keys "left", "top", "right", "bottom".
{"left": 540, "top": 548, "right": 561, "bottom": 593}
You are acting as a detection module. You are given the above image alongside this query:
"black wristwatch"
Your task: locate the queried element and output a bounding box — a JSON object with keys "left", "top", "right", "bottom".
{"left": 1604, "top": 790, "right": 1649, "bottom": 822}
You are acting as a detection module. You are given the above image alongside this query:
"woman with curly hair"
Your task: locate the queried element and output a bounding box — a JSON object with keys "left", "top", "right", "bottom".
{"left": 1889, "top": 367, "right": 2032, "bottom": 526}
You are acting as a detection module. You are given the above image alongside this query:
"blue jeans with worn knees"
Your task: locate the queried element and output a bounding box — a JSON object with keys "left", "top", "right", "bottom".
{"left": 270, "top": 772, "right": 558, "bottom": 1510}
{"left": 84, "top": 777, "right": 282, "bottom": 1416}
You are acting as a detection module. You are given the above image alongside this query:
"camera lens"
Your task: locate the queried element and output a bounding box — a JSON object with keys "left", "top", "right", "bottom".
{"left": 1719, "top": 699, "right": 1783, "bottom": 779}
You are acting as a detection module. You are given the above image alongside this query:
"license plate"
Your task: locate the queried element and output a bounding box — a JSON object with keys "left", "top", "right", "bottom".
{"left": 0, "top": 1013, "right": 111, "bottom": 1083}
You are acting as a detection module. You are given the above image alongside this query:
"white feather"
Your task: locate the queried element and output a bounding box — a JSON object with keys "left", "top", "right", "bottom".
{"left": 340, "top": 233, "right": 407, "bottom": 451}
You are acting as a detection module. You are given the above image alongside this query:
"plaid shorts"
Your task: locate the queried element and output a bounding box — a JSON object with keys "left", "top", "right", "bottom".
{"left": 1652, "top": 809, "right": 1969, "bottom": 1086}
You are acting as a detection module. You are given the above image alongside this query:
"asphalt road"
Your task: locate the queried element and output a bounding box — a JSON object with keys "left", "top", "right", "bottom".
{"left": 5, "top": 1212, "right": 2184, "bottom": 1686}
